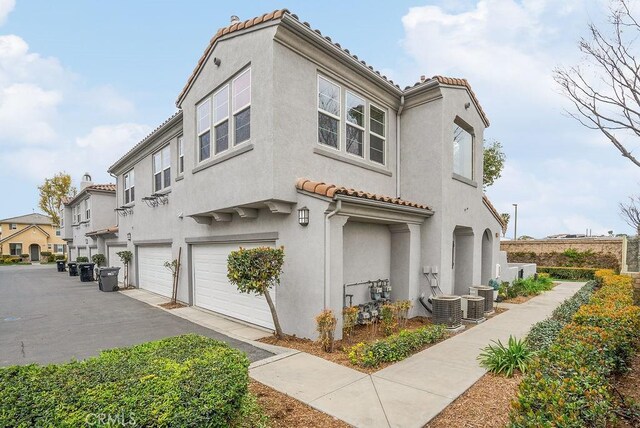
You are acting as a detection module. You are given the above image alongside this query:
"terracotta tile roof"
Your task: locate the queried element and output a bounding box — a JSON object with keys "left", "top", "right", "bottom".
{"left": 87, "top": 184, "right": 116, "bottom": 192}
{"left": 405, "top": 76, "right": 489, "bottom": 127}
{"left": 108, "top": 111, "right": 183, "bottom": 173}
{"left": 483, "top": 194, "right": 506, "bottom": 228}
{"left": 296, "top": 178, "right": 432, "bottom": 211}
{"left": 86, "top": 226, "right": 119, "bottom": 236}
{"left": 176, "top": 10, "right": 402, "bottom": 106}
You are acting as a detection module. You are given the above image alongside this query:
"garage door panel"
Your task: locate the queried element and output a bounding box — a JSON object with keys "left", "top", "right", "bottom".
{"left": 138, "top": 246, "right": 173, "bottom": 298}
{"left": 193, "top": 242, "right": 275, "bottom": 329}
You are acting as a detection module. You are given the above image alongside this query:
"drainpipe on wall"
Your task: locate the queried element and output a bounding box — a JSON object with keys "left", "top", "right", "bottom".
{"left": 396, "top": 95, "right": 405, "bottom": 198}
{"left": 109, "top": 172, "right": 119, "bottom": 230}
{"left": 324, "top": 200, "right": 342, "bottom": 309}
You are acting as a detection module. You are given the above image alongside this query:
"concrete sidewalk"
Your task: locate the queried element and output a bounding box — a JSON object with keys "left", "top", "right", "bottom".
{"left": 250, "top": 282, "right": 583, "bottom": 428}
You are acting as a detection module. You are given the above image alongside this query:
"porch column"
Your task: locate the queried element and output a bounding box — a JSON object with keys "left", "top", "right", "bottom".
{"left": 327, "top": 214, "right": 348, "bottom": 339}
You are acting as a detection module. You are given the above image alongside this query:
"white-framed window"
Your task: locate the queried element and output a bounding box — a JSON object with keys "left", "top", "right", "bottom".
{"left": 213, "top": 85, "right": 230, "bottom": 154}
{"left": 197, "top": 98, "right": 211, "bottom": 161}
{"left": 54, "top": 244, "right": 65, "bottom": 253}
{"left": 233, "top": 68, "right": 251, "bottom": 145}
{"left": 9, "top": 223, "right": 16, "bottom": 230}
{"left": 369, "top": 105, "right": 386, "bottom": 165}
{"left": 56, "top": 228, "right": 61, "bottom": 236}
{"left": 10, "top": 243, "right": 22, "bottom": 256}
{"left": 153, "top": 145, "right": 171, "bottom": 192}
{"left": 318, "top": 76, "right": 340, "bottom": 148}
{"left": 124, "top": 170, "right": 135, "bottom": 204}
{"left": 177, "top": 136, "right": 184, "bottom": 175}
{"left": 453, "top": 123, "right": 473, "bottom": 180}
{"left": 346, "top": 91, "right": 365, "bottom": 157}
{"left": 84, "top": 199, "right": 90, "bottom": 220}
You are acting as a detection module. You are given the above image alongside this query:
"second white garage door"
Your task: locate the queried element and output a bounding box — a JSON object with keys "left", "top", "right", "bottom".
{"left": 107, "top": 246, "right": 126, "bottom": 283}
{"left": 138, "top": 245, "right": 173, "bottom": 298}
{"left": 192, "top": 242, "right": 276, "bottom": 329}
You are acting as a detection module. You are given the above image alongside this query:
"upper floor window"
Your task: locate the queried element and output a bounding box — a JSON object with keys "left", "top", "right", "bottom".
{"left": 196, "top": 67, "right": 252, "bottom": 162}
{"left": 346, "top": 92, "right": 365, "bottom": 157}
{"left": 124, "top": 170, "right": 135, "bottom": 204}
{"left": 318, "top": 76, "right": 340, "bottom": 148}
{"left": 214, "top": 85, "right": 229, "bottom": 154}
{"left": 177, "top": 136, "right": 184, "bottom": 175}
{"left": 233, "top": 68, "right": 251, "bottom": 145}
{"left": 317, "top": 75, "right": 388, "bottom": 166}
{"left": 453, "top": 123, "right": 473, "bottom": 180}
{"left": 370, "top": 105, "right": 386, "bottom": 165}
{"left": 55, "top": 228, "right": 61, "bottom": 236}
{"left": 9, "top": 223, "right": 16, "bottom": 230}
{"left": 153, "top": 145, "right": 171, "bottom": 192}
{"left": 84, "top": 199, "right": 90, "bottom": 220}
{"left": 197, "top": 99, "right": 211, "bottom": 161}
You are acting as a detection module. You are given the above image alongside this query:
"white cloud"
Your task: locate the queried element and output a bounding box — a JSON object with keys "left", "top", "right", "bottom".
{"left": 0, "top": 83, "right": 62, "bottom": 143}
{"left": 0, "top": 0, "right": 14, "bottom": 26}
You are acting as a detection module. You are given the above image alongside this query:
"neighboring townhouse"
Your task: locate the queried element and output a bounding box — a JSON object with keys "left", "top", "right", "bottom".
{"left": 106, "top": 9, "right": 505, "bottom": 339}
{"left": 0, "top": 213, "right": 66, "bottom": 261}
{"left": 61, "top": 173, "right": 117, "bottom": 262}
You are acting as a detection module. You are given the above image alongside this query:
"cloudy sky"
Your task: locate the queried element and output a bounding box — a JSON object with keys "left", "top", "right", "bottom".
{"left": 0, "top": 0, "right": 638, "bottom": 237}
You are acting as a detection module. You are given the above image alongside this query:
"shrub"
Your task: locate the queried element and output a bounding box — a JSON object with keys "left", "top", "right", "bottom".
{"left": 506, "top": 275, "right": 554, "bottom": 298}
{"left": 537, "top": 266, "right": 597, "bottom": 280}
{"left": 55, "top": 254, "right": 66, "bottom": 261}
{"left": 315, "top": 309, "right": 337, "bottom": 353}
{"left": 0, "top": 335, "right": 252, "bottom": 428}
{"left": 551, "top": 281, "right": 596, "bottom": 323}
{"left": 91, "top": 253, "right": 106, "bottom": 267}
{"left": 348, "top": 324, "right": 445, "bottom": 367}
{"left": 40, "top": 251, "right": 52, "bottom": 257}
{"left": 526, "top": 318, "right": 565, "bottom": 350}
{"left": 342, "top": 306, "right": 358, "bottom": 343}
{"left": 478, "top": 336, "right": 535, "bottom": 377}
{"left": 380, "top": 303, "right": 397, "bottom": 336}
{"left": 510, "top": 273, "right": 640, "bottom": 427}
{"left": 507, "top": 250, "right": 619, "bottom": 270}
{"left": 76, "top": 256, "right": 89, "bottom": 262}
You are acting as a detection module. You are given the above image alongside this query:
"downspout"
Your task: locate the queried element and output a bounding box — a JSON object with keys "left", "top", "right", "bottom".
{"left": 109, "top": 172, "right": 119, "bottom": 229}
{"left": 324, "top": 200, "right": 342, "bottom": 309}
{"left": 396, "top": 95, "right": 405, "bottom": 198}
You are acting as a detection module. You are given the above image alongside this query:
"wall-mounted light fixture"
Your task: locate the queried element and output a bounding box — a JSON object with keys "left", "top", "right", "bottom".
{"left": 213, "top": 57, "right": 221, "bottom": 67}
{"left": 298, "top": 207, "right": 309, "bottom": 226}
{"left": 127, "top": 232, "right": 132, "bottom": 241}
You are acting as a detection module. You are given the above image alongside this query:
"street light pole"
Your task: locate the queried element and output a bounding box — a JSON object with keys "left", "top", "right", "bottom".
{"left": 512, "top": 203, "right": 518, "bottom": 240}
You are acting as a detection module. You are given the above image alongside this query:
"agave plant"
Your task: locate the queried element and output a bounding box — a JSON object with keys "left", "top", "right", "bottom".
{"left": 477, "top": 335, "right": 535, "bottom": 377}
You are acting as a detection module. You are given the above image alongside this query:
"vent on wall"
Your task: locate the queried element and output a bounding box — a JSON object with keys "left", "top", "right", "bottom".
{"left": 461, "top": 295, "right": 485, "bottom": 322}
{"left": 470, "top": 285, "right": 494, "bottom": 315}
{"left": 432, "top": 295, "right": 462, "bottom": 329}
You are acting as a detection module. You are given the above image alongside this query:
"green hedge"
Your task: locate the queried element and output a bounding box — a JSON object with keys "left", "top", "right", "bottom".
{"left": 511, "top": 274, "right": 640, "bottom": 427}
{"left": 537, "top": 266, "right": 597, "bottom": 280}
{"left": 0, "top": 334, "right": 261, "bottom": 427}
{"left": 348, "top": 324, "right": 446, "bottom": 367}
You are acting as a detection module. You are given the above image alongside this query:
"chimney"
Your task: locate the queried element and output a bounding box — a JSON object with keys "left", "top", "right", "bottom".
{"left": 230, "top": 15, "right": 240, "bottom": 24}
{"left": 420, "top": 75, "right": 426, "bottom": 83}
{"left": 80, "top": 172, "right": 93, "bottom": 190}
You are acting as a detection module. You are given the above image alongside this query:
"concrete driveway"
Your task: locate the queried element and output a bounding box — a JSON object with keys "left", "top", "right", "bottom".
{"left": 0, "top": 264, "right": 272, "bottom": 366}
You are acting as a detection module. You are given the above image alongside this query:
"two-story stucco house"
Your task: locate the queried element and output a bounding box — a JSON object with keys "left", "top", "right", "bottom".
{"left": 106, "top": 9, "right": 505, "bottom": 339}
{"left": 0, "top": 213, "right": 66, "bottom": 260}
{"left": 61, "top": 174, "right": 118, "bottom": 263}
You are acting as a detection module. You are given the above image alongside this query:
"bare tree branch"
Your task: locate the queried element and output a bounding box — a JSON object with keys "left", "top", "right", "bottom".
{"left": 554, "top": 0, "right": 640, "bottom": 168}
{"left": 620, "top": 194, "right": 640, "bottom": 234}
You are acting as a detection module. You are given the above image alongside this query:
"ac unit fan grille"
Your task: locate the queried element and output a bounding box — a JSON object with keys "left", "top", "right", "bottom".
{"left": 432, "top": 296, "right": 462, "bottom": 328}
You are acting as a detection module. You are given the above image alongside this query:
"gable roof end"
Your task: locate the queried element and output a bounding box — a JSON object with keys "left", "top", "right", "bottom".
{"left": 0, "top": 213, "right": 52, "bottom": 225}
{"left": 483, "top": 195, "right": 506, "bottom": 228}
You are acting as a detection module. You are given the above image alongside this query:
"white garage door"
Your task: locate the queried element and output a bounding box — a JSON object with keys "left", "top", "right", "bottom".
{"left": 138, "top": 245, "right": 173, "bottom": 298}
{"left": 192, "top": 242, "right": 275, "bottom": 329}
{"left": 107, "top": 246, "right": 126, "bottom": 283}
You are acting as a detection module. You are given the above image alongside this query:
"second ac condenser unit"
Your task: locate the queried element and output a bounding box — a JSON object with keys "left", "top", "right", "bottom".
{"left": 432, "top": 295, "right": 462, "bottom": 329}
{"left": 461, "top": 295, "right": 485, "bottom": 322}
{"left": 470, "top": 285, "right": 494, "bottom": 314}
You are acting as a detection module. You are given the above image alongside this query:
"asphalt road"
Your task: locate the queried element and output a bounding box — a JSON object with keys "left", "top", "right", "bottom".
{"left": 0, "top": 264, "right": 272, "bottom": 366}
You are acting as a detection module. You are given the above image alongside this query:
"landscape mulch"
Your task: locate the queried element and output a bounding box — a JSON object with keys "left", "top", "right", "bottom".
{"left": 158, "top": 302, "right": 186, "bottom": 310}
{"left": 611, "top": 352, "right": 640, "bottom": 428}
{"left": 424, "top": 372, "right": 522, "bottom": 428}
{"left": 250, "top": 380, "right": 349, "bottom": 428}
{"left": 260, "top": 309, "right": 507, "bottom": 374}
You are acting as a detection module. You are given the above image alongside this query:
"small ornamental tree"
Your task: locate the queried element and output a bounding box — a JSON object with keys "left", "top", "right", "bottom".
{"left": 91, "top": 254, "right": 106, "bottom": 267}
{"left": 227, "top": 246, "right": 285, "bottom": 339}
{"left": 117, "top": 250, "right": 133, "bottom": 288}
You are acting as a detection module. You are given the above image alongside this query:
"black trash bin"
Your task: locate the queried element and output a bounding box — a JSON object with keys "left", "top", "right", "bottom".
{"left": 79, "top": 263, "right": 95, "bottom": 282}
{"left": 99, "top": 267, "right": 120, "bottom": 292}
{"left": 56, "top": 260, "right": 66, "bottom": 272}
{"left": 68, "top": 262, "right": 78, "bottom": 276}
